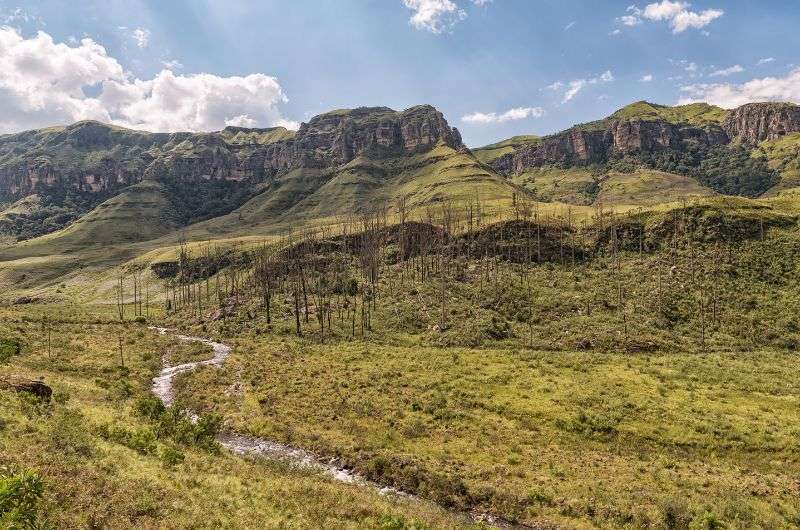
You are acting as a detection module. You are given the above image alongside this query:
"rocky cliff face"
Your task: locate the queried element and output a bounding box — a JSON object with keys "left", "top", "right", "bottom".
{"left": 0, "top": 105, "right": 463, "bottom": 205}
{"left": 723, "top": 103, "right": 800, "bottom": 144}
{"left": 264, "top": 105, "right": 463, "bottom": 172}
{"left": 489, "top": 102, "right": 800, "bottom": 178}
{"left": 490, "top": 119, "right": 727, "bottom": 175}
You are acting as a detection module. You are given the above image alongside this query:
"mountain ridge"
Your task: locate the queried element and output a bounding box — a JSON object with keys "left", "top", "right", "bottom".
{"left": 475, "top": 100, "right": 800, "bottom": 201}
{"left": 2, "top": 100, "right": 800, "bottom": 244}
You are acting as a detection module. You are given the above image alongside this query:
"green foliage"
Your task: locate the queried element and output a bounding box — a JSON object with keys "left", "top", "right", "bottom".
{"left": 0, "top": 467, "right": 51, "bottom": 530}
{"left": 97, "top": 424, "right": 158, "bottom": 455}
{"left": 159, "top": 446, "right": 185, "bottom": 468}
{"left": 698, "top": 145, "right": 780, "bottom": 196}
{"left": 624, "top": 144, "right": 780, "bottom": 197}
{"left": 0, "top": 337, "right": 21, "bottom": 363}
{"left": 133, "top": 396, "right": 220, "bottom": 452}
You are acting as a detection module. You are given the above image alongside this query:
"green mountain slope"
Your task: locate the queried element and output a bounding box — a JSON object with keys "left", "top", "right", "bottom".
{"left": 478, "top": 100, "right": 800, "bottom": 202}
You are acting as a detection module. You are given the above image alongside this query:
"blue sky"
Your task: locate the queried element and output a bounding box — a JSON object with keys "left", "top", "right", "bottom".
{"left": 1, "top": 0, "right": 798, "bottom": 146}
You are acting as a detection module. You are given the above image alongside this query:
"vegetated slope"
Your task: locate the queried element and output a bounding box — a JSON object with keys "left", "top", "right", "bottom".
{"left": 0, "top": 120, "right": 294, "bottom": 240}
{"left": 475, "top": 100, "right": 800, "bottom": 201}
{"left": 141, "top": 193, "right": 800, "bottom": 528}
{"left": 0, "top": 104, "right": 475, "bottom": 243}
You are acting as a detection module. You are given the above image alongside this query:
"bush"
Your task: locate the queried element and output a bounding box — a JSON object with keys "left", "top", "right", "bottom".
{"left": 98, "top": 424, "right": 157, "bottom": 455}
{"left": 0, "top": 338, "right": 21, "bottom": 363}
{"left": 159, "top": 446, "right": 185, "bottom": 468}
{"left": 134, "top": 396, "right": 220, "bottom": 452}
{"left": 48, "top": 409, "right": 94, "bottom": 458}
{"left": 0, "top": 467, "right": 51, "bottom": 530}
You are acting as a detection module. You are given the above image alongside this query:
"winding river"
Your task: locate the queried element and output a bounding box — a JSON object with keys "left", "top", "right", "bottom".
{"left": 149, "top": 327, "right": 523, "bottom": 529}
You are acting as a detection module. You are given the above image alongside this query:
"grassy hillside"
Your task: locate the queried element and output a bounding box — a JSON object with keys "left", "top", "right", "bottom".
{"left": 472, "top": 135, "right": 540, "bottom": 165}
{"left": 608, "top": 101, "right": 728, "bottom": 127}
{"left": 508, "top": 166, "right": 716, "bottom": 207}
{"left": 755, "top": 132, "right": 800, "bottom": 195}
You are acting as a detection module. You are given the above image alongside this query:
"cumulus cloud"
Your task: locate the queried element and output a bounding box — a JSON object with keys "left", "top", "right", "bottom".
{"left": 0, "top": 27, "right": 297, "bottom": 134}
{"left": 547, "top": 71, "right": 614, "bottom": 103}
{"left": 679, "top": 68, "right": 800, "bottom": 108}
{"left": 462, "top": 106, "right": 545, "bottom": 124}
{"left": 709, "top": 64, "right": 744, "bottom": 77}
{"left": 402, "top": 0, "right": 465, "bottom": 33}
{"left": 402, "top": 0, "right": 488, "bottom": 33}
{"left": 619, "top": 1, "right": 723, "bottom": 33}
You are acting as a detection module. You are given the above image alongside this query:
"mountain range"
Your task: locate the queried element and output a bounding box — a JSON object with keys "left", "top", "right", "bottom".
{"left": 1, "top": 99, "right": 800, "bottom": 290}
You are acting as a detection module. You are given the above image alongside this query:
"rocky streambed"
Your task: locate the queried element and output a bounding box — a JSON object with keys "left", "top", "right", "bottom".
{"left": 149, "top": 327, "right": 529, "bottom": 529}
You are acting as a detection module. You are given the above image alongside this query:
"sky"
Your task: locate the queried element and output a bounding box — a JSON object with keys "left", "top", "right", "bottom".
{"left": 0, "top": 0, "right": 798, "bottom": 146}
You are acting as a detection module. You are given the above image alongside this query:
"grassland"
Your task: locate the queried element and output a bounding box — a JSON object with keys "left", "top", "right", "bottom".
{"left": 112, "top": 194, "right": 798, "bottom": 529}
{"left": 0, "top": 304, "right": 474, "bottom": 529}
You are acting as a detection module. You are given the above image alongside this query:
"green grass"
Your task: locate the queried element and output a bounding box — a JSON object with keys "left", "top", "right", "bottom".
{"left": 0, "top": 304, "right": 474, "bottom": 529}
{"left": 595, "top": 169, "right": 716, "bottom": 206}
{"left": 175, "top": 336, "right": 800, "bottom": 528}
{"left": 472, "top": 136, "right": 541, "bottom": 165}
{"left": 608, "top": 101, "right": 729, "bottom": 127}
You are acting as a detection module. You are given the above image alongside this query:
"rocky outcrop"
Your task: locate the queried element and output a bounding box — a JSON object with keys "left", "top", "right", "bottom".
{"left": 723, "top": 102, "right": 800, "bottom": 144}
{"left": 0, "top": 105, "right": 463, "bottom": 205}
{"left": 0, "top": 378, "right": 52, "bottom": 401}
{"left": 265, "top": 105, "right": 463, "bottom": 171}
{"left": 491, "top": 118, "right": 728, "bottom": 175}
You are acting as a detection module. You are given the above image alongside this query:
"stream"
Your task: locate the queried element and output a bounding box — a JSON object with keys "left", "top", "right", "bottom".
{"left": 149, "top": 327, "right": 526, "bottom": 529}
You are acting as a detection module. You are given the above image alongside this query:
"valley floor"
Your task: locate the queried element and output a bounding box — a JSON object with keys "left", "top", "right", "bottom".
{"left": 3, "top": 301, "right": 800, "bottom": 529}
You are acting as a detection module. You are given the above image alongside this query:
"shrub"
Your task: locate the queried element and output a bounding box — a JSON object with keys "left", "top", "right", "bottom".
{"left": 0, "top": 338, "right": 21, "bottom": 363}
{"left": 135, "top": 396, "right": 220, "bottom": 452}
{"left": 159, "top": 446, "right": 185, "bottom": 468}
{"left": 0, "top": 467, "right": 50, "bottom": 530}
{"left": 98, "top": 424, "right": 157, "bottom": 455}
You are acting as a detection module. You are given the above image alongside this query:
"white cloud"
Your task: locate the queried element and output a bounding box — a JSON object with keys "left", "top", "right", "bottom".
{"left": 619, "top": 1, "right": 723, "bottom": 33}
{"left": 640, "top": 74, "right": 654, "bottom": 82}
{"left": 620, "top": 14, "right": 642, "bottom": 26}
{"left": 462, "top": 106, "right": 545, "bottom": 124}
{"left": 562, "top": 80, "right": 587, "bottom": 102}
{"left": 402, "top": 0, "right": 466, "bottom": 33}
{"left": 0, "top": 27, "right": 296, "bottom": 133}
{"left": 679, "top": 68, "right": 800, "bottom": 108}
{"left": 402, "top": 0, "right": 489, "bottom": 33}
{"left": 131, "top": 27, "right": 150, "bottom": 48}
{"left": 709, "top": 64, "right": 743, "bottom": 77}
{"left": 161, "top": 59, "right": 184, "bottom": 70}
{"left": 758, "top": 57, "right": 775, "bottom": 65}
{"left": 548, "top": 71, "right": 614, "bottom": 103}
{"left": 2, "top": 7, "right": 39, "bottom": 24}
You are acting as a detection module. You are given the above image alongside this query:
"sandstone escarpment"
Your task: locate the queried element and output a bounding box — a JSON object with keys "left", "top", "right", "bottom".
{"left": 490, "top": 118, "right": 728, "bottom": 176}
{"left": 273, "top": 105, "right": 463, "bottom": 171}
{"left": 723, "top": 102, "right": 800, "bottom": 144}
{"left": 0, "top": 105, "right": 463, "bottom": 206}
